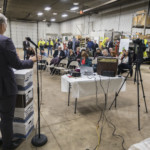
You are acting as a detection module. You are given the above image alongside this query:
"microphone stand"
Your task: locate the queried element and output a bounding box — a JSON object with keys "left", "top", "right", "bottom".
{"left": 26, "top": 38, "right": 48, "bottom": 147}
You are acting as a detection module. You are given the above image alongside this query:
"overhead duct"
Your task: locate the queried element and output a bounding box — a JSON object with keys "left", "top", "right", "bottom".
{"left": 83, "top": 0, "right": 119, "bottom": 13}
{"left": 96, "top": 0, "right": 148, "bottom": 16}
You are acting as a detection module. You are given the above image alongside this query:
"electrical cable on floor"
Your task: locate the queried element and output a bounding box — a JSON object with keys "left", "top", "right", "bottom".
{"left": 93, "top": 75, "right": 126, "bottom": 150}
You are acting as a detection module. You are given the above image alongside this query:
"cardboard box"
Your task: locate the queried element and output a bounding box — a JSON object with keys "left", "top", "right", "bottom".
{"left": 14, "top": 101, "right": 34, "bottom": 121}
{"left": 137, "top": 14, "right": 150, "bottom": 27}
{"left": 13, "top": 114, "right": 34, "bottom": 139}
{"left": 133, "top": 16, "right": 138, "bottom": 26}
{"left": 136, "top": 10, "right": 147, "bottom": 15}
{"left": 145, "top": 34, "right": 150, "bottom": 39}
{"left": 16, "top": 86, "right": 33, "bottom": 108}
{"left": 14, "top": 69, "right": 33, "bottom": 88}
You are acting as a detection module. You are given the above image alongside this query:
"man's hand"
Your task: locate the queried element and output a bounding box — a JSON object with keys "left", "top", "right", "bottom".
{"left": 29, "top": 55, "right": 41, "bottom": 62}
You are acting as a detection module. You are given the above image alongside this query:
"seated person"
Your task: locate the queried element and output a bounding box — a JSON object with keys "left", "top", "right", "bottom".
{"left": 75, "top": 47, "right": 81, "bottom": 62}
{"left": 67, "top": 49, "right": 76, "bottom": 68}
{"left": 64, "top": 46, "right": 69, "bottom": 58}
{"left": 86, "top": 48, "right": 93, "bottom": 57}
{"left": 94, "top": 48, "right": 103, "bottom": 58}
{"left": 118, "top": 50, "right": 133, "bottom": 76}
{"left": 26, "top": 47, "right": 35, "bottom": 59}
{"left": 50, "top": 46, "right": 66, "bottom": 66}
{"left": 80, "top": 51, "right": 91, "bottom": 66}
{"left": 40, "top": 49, "right": 48, "bottom": 57}
{"left": 102, "top": 49, "right": 111, "bottom": 57}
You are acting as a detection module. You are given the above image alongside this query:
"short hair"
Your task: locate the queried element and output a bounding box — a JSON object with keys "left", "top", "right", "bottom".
{"left": 0, "top": 13, "right": 7, "bottom": 25}
{"left": 102, "top": 49, "right": 108, "bottom": 55}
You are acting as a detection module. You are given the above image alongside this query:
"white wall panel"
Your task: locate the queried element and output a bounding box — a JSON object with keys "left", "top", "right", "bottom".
{"left": 38, "top": 22, "right": 60, "bottom": 40}
{"left": 60, "top": 4, "right": 149, "bottom": 37}
{"left": 11, "top": 21, "right": 37, "bottom": 48}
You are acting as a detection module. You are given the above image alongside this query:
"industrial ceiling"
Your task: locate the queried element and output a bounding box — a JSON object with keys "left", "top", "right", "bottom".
{"left": 1, "top": 0, "right": 149, "bottom": 23}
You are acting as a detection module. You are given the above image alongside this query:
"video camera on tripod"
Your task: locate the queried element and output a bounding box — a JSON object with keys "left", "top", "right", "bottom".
{"left": 133, "top": 39, "right": 147, "bottom": 63}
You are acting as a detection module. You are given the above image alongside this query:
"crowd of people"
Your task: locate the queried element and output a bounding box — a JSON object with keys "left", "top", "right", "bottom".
{"left": 22, "top": 37, "right": 132, "bottom": 76}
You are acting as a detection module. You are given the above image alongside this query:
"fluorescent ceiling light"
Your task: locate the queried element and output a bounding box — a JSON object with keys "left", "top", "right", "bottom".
{"left": 70, "top": 6, "right": 79, "bottom": 11}
{"left": 51, "top": 18, "right": 56, "bottom": 22}
{"left": 73, "top": 2, "right": 79, "bottom": 5}
{"left": 44, "top": 7, "right": 51, "bottom": 11}
{"left": 37, "top": 12, "right": 43, "bottom": 16}
{"left": 62, "top": 14, "right": 68, "bottom": 17}
{"left": 53, "top": 12, "right": 58, "bottom": 15}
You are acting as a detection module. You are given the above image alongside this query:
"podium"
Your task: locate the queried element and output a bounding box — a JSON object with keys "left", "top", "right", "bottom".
{"left": 13, "top": 69, "right": 34, "bottom": 139}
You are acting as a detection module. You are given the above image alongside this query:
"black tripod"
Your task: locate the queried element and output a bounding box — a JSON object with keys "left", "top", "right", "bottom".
{"left": 109, "top": 42, "right": 148, "bottom": 131}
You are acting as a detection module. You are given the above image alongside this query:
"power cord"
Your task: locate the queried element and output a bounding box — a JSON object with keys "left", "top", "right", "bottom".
{"left": 93, "top": 75, "right": 126, "bottom": 150}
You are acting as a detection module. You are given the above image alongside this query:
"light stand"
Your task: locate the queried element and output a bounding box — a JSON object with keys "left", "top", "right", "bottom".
{"left": 26, "top": 37, "right": 48, "bottom": 146}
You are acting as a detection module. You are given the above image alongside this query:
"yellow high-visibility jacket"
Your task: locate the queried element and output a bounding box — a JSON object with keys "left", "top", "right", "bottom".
{"left": 46, "top": 40, "right": 54, "bottom": 46}
{"left": 38, "top": 40, "right": 45, "bottom": 47}
{"left": 102, "top": 37, "right": 109, "bottom": 48}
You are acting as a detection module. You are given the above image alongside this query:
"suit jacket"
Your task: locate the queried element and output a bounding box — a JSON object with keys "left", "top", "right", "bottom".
{"left": 0, "top": 35, "right": 34, "bottom": 96}
{"left": 53, "top": 50, "right": 66, "bottom": 59}
{"left": 23, "top": 40, "right": 30, "bottom": 51}
{"left": 107, "top": 41, "right": 113, "bottom": 49}
{"left": 68, "top": 41, "right": 73, "bottom": 49}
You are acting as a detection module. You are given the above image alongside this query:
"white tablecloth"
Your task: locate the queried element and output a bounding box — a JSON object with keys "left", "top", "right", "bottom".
{"left": 61, "top": 75, "right": 126, "bottom": 98}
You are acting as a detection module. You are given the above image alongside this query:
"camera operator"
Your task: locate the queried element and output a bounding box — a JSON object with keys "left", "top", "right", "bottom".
{"left": 118, "top": 50, "right": 133, "bottom": 77}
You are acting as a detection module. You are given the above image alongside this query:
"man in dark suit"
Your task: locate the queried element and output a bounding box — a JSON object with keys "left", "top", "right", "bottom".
{"left": 50, "top": 46, "right": 66, "bottom": 65}
{"left": 93, "top": 40, "right": 99, "bottom": 57}
{"left": 23, "top": 37, "right": 30, "bottom": 60}
{"left": 106, "top": 38, "right": 114, "bottom": 53}
{"left": 0, "top": 13, "right": 39, "bottom": 150}
{"left": 68, "top": 39, "right": 72, "bottom": 50}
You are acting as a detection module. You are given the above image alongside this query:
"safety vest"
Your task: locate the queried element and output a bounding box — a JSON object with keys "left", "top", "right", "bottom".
{"left": 102, "top": 37, "right": 109, "bottom": 48}
{"left": 143, "top": 39, "right": 148, "bottom": 58}
{"left": 38, "top": 40, "right": 45, "bottom": 47}
{"left": 46, "top": 40, "right": 54, "bottom": 46}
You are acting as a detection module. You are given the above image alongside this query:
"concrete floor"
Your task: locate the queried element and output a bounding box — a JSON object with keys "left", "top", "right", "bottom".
{"left": 14, "top": 50, "right": 150, "bottom": 150}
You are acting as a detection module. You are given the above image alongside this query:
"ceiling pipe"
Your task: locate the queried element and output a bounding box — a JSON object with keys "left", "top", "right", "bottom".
{"left": 96, "top": 0, "right": 148, "bottom": 16}
{"left": 83, "top": 0, "right": 119, "bottom": 13}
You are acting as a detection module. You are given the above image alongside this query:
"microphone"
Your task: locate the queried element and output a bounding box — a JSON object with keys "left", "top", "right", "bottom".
{"left": 26, "top": 37, "right": 38, "bottom": 48}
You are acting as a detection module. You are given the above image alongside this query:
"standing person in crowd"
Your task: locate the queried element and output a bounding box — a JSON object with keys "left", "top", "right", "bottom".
{"left": 75, "top": 39, "right": 80, "bottom": 52}
{"left": 72, "top": 37, "right": 76, "bottom": 51}
{"left": 47, "top": 38, "right": 54, "bottom": 57}
{"left": 50, "top": 46, "right": 66, "bottom": 66}
{"left": 93, "top": 40, "right": 99, "bottom": 57}
{"left": 106, "top": 38, "right": 114, "bottom": 53}
{"left": 80, "top": 50, "right": 91, "bottom": 66}
{"left": 67, "top": 49, "right": 76, "bottom": 68}
{"left": 87, "top": 39, "right": 94, "bottom": 52}
{"left": 26, "top": 47, "right": 35, "bottom": 59}
{"left": 23, "top": 37, "right": 30, "bottom": 60}
{"left": 68, "top": 39, "right": 73, "bottom": 50}
{"left": 38, "top": 38, "right": 45, "bottom": 51}
{"left": 54, "top": 41, "right": 59, "bottom": 50}
{"left": 0, "top": 13, "right": 40, "bottom": 150}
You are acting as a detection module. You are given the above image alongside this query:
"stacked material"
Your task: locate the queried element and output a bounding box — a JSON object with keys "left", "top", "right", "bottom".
{"left": 13, "top": 69, "right": 34, "bottom": 139}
